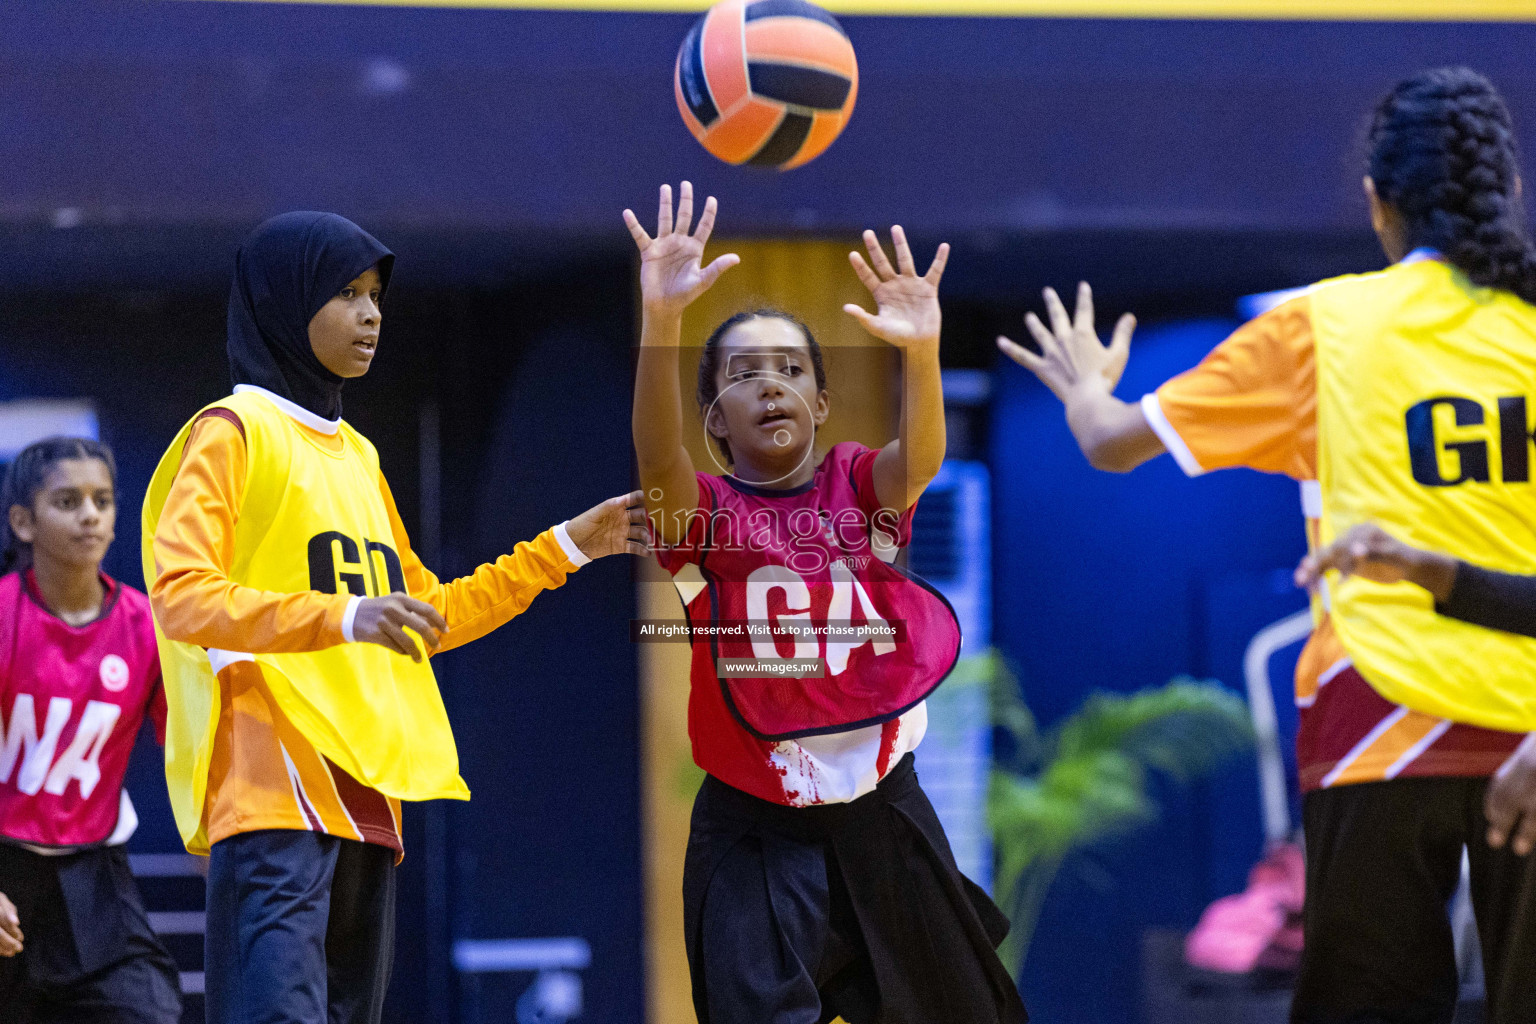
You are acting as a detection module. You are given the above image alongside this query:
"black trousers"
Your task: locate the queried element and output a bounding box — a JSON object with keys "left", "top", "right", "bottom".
{"left": 0, "top": 843, "right": 182, "bottom": 1024}
{"left": 1296, "top": 776, "right": 1536, "bottom": 1024}
{"left": 205, "top": 830, "right": 396, "bottom": 1024}
{"left": 684, "top": 755, "right": 1027, "bottom": 1024}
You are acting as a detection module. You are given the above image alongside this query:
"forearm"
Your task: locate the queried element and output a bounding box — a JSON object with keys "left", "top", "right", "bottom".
{"left": 1064, "top": 385, "right": 1165, "bottom": 473}
{"left": 419, "top": 528, "right": 580, "bottom": 654}
{"left": 633, "top": 309, "right": 698, "bottom": 543}
{"left": 150, "top": 565, "right": 349, "bottom": 653}
{"left": 897, "top": 341, "right": 945, "bottom": 503}
{"left": 1434, "top": 561, "right": 1536, "bottom": 639}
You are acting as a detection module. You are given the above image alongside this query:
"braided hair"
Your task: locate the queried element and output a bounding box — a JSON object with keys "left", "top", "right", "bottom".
{"left": 0, "top": 436, "right": 117, "bottom": 575}
{"left": 1368, "top": 67, "right": 1536, "bottom": 305}
{"left": 695, "top": 309, "right": 827, "bottom": 464}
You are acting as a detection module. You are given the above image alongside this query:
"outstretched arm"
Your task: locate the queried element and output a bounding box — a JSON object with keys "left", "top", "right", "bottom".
{"left": 382, "top": 475, "right": 647, "bottom": 655}
{"left": 843, "top": 227, "right": 949, "bottom": 511}
{"left": 626, "top": 182, "right": 739, "bottom": 546}
{"left": 997, "top": 283, "right": 1164, "bottom": 473}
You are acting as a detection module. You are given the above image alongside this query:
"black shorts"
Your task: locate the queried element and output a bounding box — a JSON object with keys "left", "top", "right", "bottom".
{"left": 1297, "top": 776, "right": 1536, "bottom": 1024}
{"left": 0, "top": 842, "right": 182, "bottom": 1024}
{"left": 683, "top": 754, "right": 1028, "bottom": 1024}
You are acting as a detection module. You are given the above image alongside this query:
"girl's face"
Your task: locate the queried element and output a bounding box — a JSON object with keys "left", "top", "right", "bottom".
{"left": 309, "top": 265, "right": 383, "bottom": 379}
{"left": 8, "top": 458, "right": 115, "bottom": 572}
{"left": 707, "top": 317, "right": 829, "bottom": 475}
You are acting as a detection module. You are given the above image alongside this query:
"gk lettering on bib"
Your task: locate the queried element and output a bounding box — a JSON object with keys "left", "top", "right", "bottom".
{"left": 1313, "top": 258, "right": 1536, "bottom": 732}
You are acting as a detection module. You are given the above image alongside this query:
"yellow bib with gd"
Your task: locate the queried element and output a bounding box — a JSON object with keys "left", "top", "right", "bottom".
{"left": 143, "top": 390, "right": 469, "bottom": 850}
{"left": 1315, "top": 257, "right": 1536, "bottom": 732}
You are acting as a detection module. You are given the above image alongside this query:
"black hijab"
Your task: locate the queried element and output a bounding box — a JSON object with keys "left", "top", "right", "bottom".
{"left": 227, "top": 211, "right": 394, "bottom": 421}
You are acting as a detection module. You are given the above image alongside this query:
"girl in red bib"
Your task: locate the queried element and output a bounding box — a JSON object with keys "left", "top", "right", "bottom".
{"left": 0, "top": 437, "right": 181, "bottom": 1023}
{"left": 627, "top": 184, "right": 1027, "bottom": 1024}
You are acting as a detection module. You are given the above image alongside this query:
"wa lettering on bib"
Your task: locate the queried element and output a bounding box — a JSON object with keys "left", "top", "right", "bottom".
{"left": 1314, "top": 259, "right": 1536, "bottom": 732}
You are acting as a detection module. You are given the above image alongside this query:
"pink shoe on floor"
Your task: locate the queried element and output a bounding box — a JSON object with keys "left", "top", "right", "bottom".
{"left": 1184, "top": 842, "right": 1305, "bottom": 975}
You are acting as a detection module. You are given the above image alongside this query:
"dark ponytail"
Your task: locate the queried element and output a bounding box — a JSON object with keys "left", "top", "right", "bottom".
{"left": 0, "top": 437, "right": 117, "bottom": 575}
{"left": 695, "top": 309, "right": 827, "bottom": 464}
{"left": 1368, "top": 67, "right": 1536, "bottom": 305}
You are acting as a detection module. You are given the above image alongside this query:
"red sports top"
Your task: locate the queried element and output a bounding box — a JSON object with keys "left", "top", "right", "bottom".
{"left": 0, "top": 570, "right": 165, "bottom": 848}
{"left": 657, "top": 442, "right": 961, "bottom": 806}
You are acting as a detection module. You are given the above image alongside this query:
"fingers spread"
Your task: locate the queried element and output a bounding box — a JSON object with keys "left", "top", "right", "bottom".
{"left": 1042, "top": 287, "right": 1072, "bottom": 338}
{"left": 1023, "top": 312, "right": 1057, "bottom": 354}
{"left": 1073, "top": 282, "right": 1095, "bottom": 336}
{"left": 694, "top": 195, "right": 718, "bottom": 244}
{"left": 657, "top": 184, "right": 673, "bottom": 238}
{"left": 925, "top": 243, "right": 950, "bottom": 286}
{"left": 842, "top": 304, "right": 877, "bottom": 331}
{"left": 701, "top": 253, "right": 740, "bottom": 288}
{"left": 677, "top": 181, "right": 695, "bottom": 236}
{"left": 848, "top": 250, "right": 882, "bottom": 293}
{"left": 863, "top": 229, "right": 896, "bottom": 280}
{"left": 997, "top": 336, "right": 1043, "bottom": 372}
{"left": 622, "top": 210, "right": 651, "bottom": 250}
{"left": 890, "top": 225, "right": 917, "bottom": 276}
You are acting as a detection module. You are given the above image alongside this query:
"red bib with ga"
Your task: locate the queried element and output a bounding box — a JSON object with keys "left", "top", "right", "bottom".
{"left": 658, "top": 443, "right": 962, "bottom": 741}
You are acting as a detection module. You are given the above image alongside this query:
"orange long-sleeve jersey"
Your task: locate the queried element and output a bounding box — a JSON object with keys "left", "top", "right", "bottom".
{"left": 151, "top": 408, "right": 589, "bottom": 853}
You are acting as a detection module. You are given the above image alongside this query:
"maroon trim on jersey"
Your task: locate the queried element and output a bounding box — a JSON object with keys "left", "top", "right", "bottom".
{"left": 20, "top": 569, "right": 121, "bottom": 630}
{"left": 195, "top": 406, "right": 246, "bottom": 442}
{"left": 1297, "top": 664, "right": 1523, "bottom": 792}
{"left": 325, "top": 758, "right": 402, "bottom": 853}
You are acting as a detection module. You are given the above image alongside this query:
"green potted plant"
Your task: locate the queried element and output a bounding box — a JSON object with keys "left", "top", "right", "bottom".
{"left": 985, "top": 653, "right": 1254, "bottom": 974}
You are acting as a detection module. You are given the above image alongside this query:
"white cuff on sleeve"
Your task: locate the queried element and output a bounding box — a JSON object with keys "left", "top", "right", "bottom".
{"left": 341, "top": 595, "right": 362, "bottom": 643}
{"left": 1140, "top": 393, "right": 1206, "bottom": 478}
{"left": 554, "top": 521, "right": 592, "bottom": 567}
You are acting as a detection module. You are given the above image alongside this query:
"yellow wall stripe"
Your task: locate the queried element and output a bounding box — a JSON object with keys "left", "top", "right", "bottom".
{"left": 186, "top": 0, "right": 1536, "bottom": 23}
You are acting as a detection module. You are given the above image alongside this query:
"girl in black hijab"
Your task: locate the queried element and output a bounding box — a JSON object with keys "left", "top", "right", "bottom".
{"left": 226, "top": 210, "right": 393, "bottom": 421}
{"left": 146, "top": 212, "right": 648, "bottom": 1024}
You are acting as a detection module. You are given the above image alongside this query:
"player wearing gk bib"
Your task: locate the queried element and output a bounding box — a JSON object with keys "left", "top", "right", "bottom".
{"left": 145, "top": 213, "right": 648, "bottom": 1024}
{"left": 999, "top": 68, "right": 1536, "bottom": 1024}
{"left": 628, "top": 184, "right": 1026, "bottom": 1024}
{"left": 0, "top": 439, "right": 181, "bottom": 1024}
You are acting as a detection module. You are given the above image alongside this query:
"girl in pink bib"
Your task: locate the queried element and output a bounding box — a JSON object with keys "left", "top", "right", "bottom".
{"left": 628, "top": 184, "right": 1027, "bottom": 1024}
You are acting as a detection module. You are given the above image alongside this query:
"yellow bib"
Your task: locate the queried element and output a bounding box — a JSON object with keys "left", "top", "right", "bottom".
{"left": 143, "top": 390, "right": 469, "bottom": 850}
{"left": 1315, "top": 257, "right": 1536, "bottom": 732}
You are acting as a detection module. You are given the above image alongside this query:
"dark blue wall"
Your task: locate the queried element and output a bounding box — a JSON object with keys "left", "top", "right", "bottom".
{"left": 0, "top": 267, "right": 644, "bottom": 1024}
{"left": 2, "top": 3, "right": 1533, "bottom": 301}
{"left": 990, "top": 319, "right": 1310, "bottom": 1023}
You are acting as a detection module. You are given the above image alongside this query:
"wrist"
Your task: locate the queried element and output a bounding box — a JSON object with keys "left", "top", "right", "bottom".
{"left": 1411, "top": 549, "right": 1458, "bottom": 603}
{"left": 641, "top": 303, "right": 686, "bottom": 329}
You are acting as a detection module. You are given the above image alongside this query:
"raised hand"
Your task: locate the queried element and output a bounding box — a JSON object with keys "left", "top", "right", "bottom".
{"left": 843, "top": 227, "right": 948, "bottom": 348}
{"left": 624, "top": 182, "right": 740, "bottom": 318}
{"left": 566, "top": 490, "right": 650, "bottom": 560}
{"left": 997, "top": 283, "right": 1136, "bottom": 401}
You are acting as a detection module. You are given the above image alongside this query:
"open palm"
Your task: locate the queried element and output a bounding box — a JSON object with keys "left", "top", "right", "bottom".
{"left": 843, "top": 226, "right": 948, "bottom": 348}
{"left": 624, "top": 182, "right": 739, "bottom": 317}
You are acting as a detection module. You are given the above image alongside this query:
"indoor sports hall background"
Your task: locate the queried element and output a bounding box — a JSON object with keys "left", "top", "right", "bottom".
{"left": 2, "top": 1, "right": 1534, "bottom": 1022}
